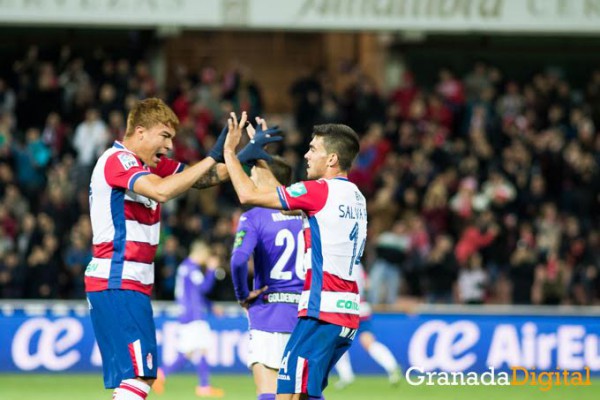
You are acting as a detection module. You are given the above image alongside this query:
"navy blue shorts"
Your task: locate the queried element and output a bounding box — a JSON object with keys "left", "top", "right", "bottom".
{"left": 277, "top": 317, "right": 355, "bottom": 396}
{"left": 88, "top": 290, "right": 157, "bottom": 389}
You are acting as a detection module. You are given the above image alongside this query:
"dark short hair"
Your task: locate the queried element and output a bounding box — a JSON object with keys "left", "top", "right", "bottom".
{"left": 269, "top": 156, "right": 294, "bottom": 186}
{"left": 312, "top": 124, "right": 360, "bottom": 171}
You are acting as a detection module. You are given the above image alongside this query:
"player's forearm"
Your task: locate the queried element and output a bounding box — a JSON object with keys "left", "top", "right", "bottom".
{"left": 224, "top": 149, "right": 258, "bottom": 205}
{"left": 254, "top": 160, "right": 282, "bottom": 187}
{"left": 192, "top": 163, "right": 229, "bottom": 189}
{"left": 155, "top": 157, "right": 216, "bottom": 201}
{"left": 230, "top": 252, "right": 250, "bottom": 300}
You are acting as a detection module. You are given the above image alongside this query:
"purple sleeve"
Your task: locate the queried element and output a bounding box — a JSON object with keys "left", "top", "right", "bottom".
{"left": 231, "top": 252, "right": 250, "bottom": 301}
{"left": 230, "top": 212, "right": 259, "bottom": 301}
{"left": 198, "top": 269, "right": 216, "bottom": 295}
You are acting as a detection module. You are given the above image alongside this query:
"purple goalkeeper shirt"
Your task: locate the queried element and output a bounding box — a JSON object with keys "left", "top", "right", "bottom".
{"left": 175, "top": 257, "right": 216, "bottom": 323}
{"left": 231, "top": 207, "right": 304, "bottom": 333}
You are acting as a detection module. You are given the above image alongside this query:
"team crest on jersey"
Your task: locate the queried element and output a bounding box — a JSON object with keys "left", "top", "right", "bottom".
{"left": 286, "top": 182, "right": 307, "bottom": 198}
{"left": 146, "top": 353, "right": 153, "bottom": 370}
{"left": 117, "top": 152, "right": 139, "bottom": 170}
{"left": 233, "top": 230, "right": 246, "bottom": 248}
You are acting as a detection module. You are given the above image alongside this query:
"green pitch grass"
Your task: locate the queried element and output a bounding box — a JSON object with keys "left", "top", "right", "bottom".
{"left": 1, "top": 374, "right": 599, "bottom": 400}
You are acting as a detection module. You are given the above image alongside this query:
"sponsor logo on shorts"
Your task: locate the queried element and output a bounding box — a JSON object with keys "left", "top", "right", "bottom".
{"left": 278, "top": 374, "right": 291, "bottom": 381}
{"left": 264, "top": 292, "right": 301, "bottom": 304}
{"left": 146, "top": 353, "right": 153, "bottom": 370}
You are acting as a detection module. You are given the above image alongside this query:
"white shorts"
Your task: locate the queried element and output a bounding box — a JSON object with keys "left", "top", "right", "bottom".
{"left": 247, "top": 329, "right": 291, "bottom": 370}
{"left": 176, "top": 320, "right": 212, "bottom": 354}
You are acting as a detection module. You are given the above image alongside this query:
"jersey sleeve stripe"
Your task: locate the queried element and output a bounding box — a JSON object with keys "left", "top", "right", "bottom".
{"left": 175, "top": 162, "right": 185, "bottom": 174}
{"left": 127, "top": 171, "right": 150, "bottom": 191}
{"left": 276, "top": 186, "right": 290, "bottom": 210}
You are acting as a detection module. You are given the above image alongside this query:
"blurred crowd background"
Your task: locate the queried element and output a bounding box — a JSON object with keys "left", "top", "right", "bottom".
{"left": 0, "top": 36, "right": 598, "bottom": 307}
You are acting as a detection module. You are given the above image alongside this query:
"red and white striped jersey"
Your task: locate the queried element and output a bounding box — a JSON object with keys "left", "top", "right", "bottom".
{"left": 356, "top": 263, "right": 372, "bottom": 321}
{"left": 85, "top": 141, "right": 184, "bottom": 295}
{"left": 277, "top": 177, "right": 368, "bottom": 329}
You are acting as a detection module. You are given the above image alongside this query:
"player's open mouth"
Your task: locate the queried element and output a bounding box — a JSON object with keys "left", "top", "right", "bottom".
{"left": 153, "top": 152, "right": 164, "bottom": 164}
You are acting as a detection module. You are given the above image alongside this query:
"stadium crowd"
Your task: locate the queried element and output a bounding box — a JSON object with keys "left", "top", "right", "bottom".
{"left": 0, "top": 45, "right": 598, "bottom": 306}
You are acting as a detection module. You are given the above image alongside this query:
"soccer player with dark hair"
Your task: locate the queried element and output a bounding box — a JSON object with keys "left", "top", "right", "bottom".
{"left": 231, "top": 150, "right": 304, "bottom": 400}
{"left": 224, "top": 112, "right": 367, "bottom": 400}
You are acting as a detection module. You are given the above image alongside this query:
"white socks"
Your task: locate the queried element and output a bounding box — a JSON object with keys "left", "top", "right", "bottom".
{"left": 112, "top": 379, "right": 151, "bottom": 400}
{"left": 335, "top": 352, "right": 355, "bottom": 383}
{"left": 368, "top": 342, "right": 398, "bottom": 374}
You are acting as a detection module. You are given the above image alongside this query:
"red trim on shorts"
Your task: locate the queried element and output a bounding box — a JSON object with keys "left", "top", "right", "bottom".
{"left": 128, "top": 343, "right": 139, "bottom": 376}
{"left": 301, "top": 358, "right": 309, "bottom": 394}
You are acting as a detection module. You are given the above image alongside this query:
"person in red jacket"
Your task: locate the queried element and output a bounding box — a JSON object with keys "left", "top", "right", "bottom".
{"left": 455, "top": 211, "right": 499, "bottom": 265}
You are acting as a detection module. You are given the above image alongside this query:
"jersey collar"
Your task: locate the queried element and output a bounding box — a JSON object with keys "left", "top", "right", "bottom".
{"left": 333, "top": 175, "right": 348, "bottom": 181}
{"left": 113, "top": 141, "right": 147, "bottom": 167}
{"left": 113, "top": 141, "right": 134, "bottom": 154}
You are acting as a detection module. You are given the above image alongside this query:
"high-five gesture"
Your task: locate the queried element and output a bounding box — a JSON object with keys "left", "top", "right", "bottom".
{"left": 238, "top": 117, "right": 283, "bottom": 165}
{"left": 224, "top": 111, "right": 248, "bottom": 154}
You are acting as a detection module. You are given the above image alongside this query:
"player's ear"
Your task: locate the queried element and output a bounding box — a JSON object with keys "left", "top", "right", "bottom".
{"left": 134, "top": 125, "right": 145, "bottom": 140}
{"left": 328, "top": 153, "right": 338, "bottom": 168}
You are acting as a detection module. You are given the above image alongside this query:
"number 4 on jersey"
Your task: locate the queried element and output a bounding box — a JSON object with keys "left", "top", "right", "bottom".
{"left": 349, "top": 222, "right": 365, "bottom": 275}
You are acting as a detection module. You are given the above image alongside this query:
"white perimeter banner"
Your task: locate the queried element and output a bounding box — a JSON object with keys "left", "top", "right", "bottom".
{"left": 0, "top": 0, "right": 600, "bottom": 33}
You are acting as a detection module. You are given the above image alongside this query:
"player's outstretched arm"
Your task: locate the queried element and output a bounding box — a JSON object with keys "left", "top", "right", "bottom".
{"left": 224, "top": 111, "right": 283, "bottom": 209}
{"left": 190, "top": 125, "right": 230, "bottom": 189}
{"left": 190, "top": 163, "right": 229, "bottom": 189}
{"left": 133, "top": 156, "right": 217, "bottom": 203}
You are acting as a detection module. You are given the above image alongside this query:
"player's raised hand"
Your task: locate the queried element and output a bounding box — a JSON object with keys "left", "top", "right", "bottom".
{"left": 245, "top": 117, "right": 269, "bottom": 140}
{"left": 239, "top": 285, "right": 268, "bottom": 309}
{"left": 224, "top": 111, "right": 248, "bottom": 154}
{"left": 237, "top": 118, "right": 283, "bottom": 165}
{"left": 207, "top": 125, "right": 228, "bottom": 163}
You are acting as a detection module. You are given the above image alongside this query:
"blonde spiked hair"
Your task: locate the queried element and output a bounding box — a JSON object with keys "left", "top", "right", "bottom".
{"left": 125, "top": 98, "right": 179, "bottom": 137}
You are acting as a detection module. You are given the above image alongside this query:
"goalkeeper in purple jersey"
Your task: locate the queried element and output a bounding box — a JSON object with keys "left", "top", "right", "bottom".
{"left": 231, "top": 153, "right": 305, "bottom": 400}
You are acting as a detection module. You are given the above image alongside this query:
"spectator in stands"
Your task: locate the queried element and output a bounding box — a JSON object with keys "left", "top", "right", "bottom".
{"left": 509, "top": 240, "right": 538, "bottom": 304}
{"left": 0, "top": 44, "right": 598, "bottom": 309}
{"left": 458, "top": 252, "right": 487, "bottom": 304}
{"left": 455, "top": 210, "right": 499, "bottom": 266}
{"left": 422, "top": 235, "right": 458, "bottom": 303}
{"left": 13, "top": 127, "right": 51, "bottom": 201}
{"left": 72, "top": 107, "right": 109, "bottom": 187}
{"left": 368, "top": 219, "right": 410, "bottom": 305}
{"left": 155, "top": 236, "right": 183, "bottom": 300}
{"left": 0, "top": 78, "right": 16, "bottom": 116}
{"left": 64, "top": 233, "right": 92, "bottom": 299}
{"left": 0, "top": 251, "right": 23, "bottom": 298}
